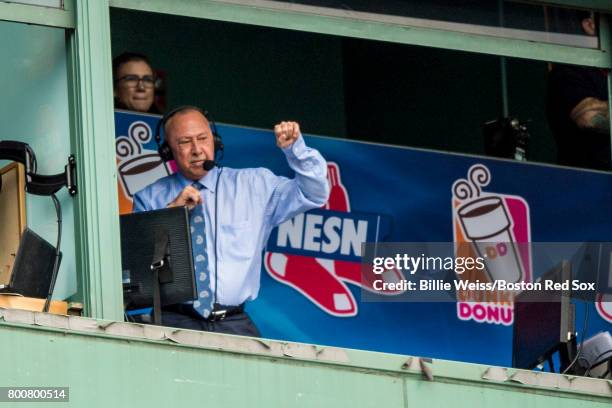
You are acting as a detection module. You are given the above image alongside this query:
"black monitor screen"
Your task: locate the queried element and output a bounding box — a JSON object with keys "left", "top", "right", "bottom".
{"left": 8, "top": 228, "right": 59, "bottom": 299}
{"left": 120, "top": 207, "right": 196, "bottom": 310}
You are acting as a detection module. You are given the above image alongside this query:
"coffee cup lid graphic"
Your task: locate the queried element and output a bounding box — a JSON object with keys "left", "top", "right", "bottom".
{"left": 119, "top": 153, "right": 169, "bottom": 197}
{"left": 458, "top": 196, "right": 511, "bottom": 240}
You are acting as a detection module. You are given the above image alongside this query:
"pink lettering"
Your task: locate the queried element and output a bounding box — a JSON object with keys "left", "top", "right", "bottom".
{"left": 458, "top": 302, "right": 472, "bottom": 319}
{"left": 473, "top": 304, "right": 486, "bottom": 320}
{"left": 456, "top": 302, "right": 514, "bottom": 326}
{"left": 500, "top": 306, "right": 513, "bottom": 324}
{"left": 486, "top": 304, "right": 499, "bottom": 321}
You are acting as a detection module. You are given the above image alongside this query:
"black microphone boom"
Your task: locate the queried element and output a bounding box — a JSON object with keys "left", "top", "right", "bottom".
{"left": 203, "top": 160, "right": 216, "bottom": 171}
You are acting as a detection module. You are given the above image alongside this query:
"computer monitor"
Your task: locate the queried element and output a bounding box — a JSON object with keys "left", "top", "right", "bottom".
{"left": 0, "top": 228, "right": 60, "bottom": 299}
{"left": 120, "top": 207, "right": 196, "bottom": 314}
{"left": 512, "top": 261, "right": 576, "bottom": 372}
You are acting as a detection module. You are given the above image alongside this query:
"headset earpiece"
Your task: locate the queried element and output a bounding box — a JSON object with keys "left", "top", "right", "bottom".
{"left": 154, "top": 109, "right": 174, "bottom": 162}
{"left": 158, "top": 141, "right": 173, "bottom": 161}
{"left": 214, "top": 135, "right": 224, "bottom": 154}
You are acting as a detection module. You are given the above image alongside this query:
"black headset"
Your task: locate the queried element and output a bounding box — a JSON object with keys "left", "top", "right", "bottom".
{"left": 155, "top": 105, "right": 224, "bottom": 163}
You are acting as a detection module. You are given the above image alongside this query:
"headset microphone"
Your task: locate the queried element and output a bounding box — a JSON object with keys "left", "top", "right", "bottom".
{"left": 203, "top": 160, "right": 217, "bottom": 171}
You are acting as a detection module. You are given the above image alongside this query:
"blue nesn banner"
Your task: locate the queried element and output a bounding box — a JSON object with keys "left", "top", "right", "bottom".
{"left": 115, "top": 110, "right": 612, "bottom": 367}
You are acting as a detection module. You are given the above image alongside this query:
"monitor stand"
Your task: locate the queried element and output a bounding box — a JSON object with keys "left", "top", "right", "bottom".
{"left": 150, "top": 229, "right": 173, "bottom": 326}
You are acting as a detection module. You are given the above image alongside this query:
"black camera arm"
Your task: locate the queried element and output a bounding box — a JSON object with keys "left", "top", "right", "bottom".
{"left": 0, "top": 140, "right": 77, "bottom": 196}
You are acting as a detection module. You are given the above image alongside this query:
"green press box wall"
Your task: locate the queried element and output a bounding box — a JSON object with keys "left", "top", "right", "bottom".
{"left": 0, "top": 317, "right": 610, "bottom": 408}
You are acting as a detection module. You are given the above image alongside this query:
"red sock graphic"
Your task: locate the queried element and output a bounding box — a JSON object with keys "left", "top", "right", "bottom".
{"left": 266, "top": 252, "right": 356, "bottom": 316}
{"left": 265, "top": 162, "right": 403, "bottom": 316}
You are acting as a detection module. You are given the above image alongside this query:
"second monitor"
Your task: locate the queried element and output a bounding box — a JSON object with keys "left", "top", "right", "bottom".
{"left": 120, "top": 207, "right": 197, "bottom": 320}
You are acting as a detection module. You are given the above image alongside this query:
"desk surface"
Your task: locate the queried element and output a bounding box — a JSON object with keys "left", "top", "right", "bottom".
{"left": 0, "top": 294, "right": 67, "bottom": 314}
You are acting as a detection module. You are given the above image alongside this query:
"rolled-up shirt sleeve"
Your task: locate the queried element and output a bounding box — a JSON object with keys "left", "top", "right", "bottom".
{"left": 265, "top": 135, "right": 330, "bottom": 227}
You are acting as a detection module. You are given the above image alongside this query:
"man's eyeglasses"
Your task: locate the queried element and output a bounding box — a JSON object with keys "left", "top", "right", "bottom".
{"left": 115, "top": 75, "right": 157, "bottom": 89}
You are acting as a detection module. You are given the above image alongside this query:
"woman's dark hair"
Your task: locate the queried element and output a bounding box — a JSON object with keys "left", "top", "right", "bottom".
{"left": 112, "top": 52, "right": 152, "bottom": 83}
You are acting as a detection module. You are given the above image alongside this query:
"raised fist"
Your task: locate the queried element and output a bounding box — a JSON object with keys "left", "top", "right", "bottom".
{"left": 274, "top": 121, "right": 300, "bottom": 149}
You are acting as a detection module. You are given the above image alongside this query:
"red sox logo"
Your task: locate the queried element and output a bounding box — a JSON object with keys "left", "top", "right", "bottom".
{"left": 265, "top": 162, "right": 403, "bottom": 316}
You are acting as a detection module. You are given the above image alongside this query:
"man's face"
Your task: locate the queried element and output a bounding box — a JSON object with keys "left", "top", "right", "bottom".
{"left": 165, "top": 110, "right": 216, "bottom": 180}
{"left": 582, "top": 16, "right": 596, "bottom": 36}
{"left": 113, "top": 60, "right": 155, "bottom": 112}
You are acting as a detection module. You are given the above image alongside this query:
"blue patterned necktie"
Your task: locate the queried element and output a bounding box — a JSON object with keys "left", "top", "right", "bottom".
{"left": 189, "top": 182, "right": 213, "bottom": 318}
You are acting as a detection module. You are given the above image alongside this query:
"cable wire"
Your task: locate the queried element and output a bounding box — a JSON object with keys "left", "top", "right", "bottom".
{"left": 43, "top": 193, "right": 62, "bottom": 313}
{"left": 561, "top": 301, "right": 590, "bottom": 375}
{"left": 213, "top": 166, "right": 223, "bottom": 307}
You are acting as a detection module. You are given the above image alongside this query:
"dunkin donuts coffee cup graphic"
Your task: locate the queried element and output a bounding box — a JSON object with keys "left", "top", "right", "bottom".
{"left": 116, "top": 121, "right": 171, "bottom": 201}
{"left": 452, "top": 164, "right": 532, "bottom": 325}
{"left": 457, "top": 196, "right": 524, "bottom": 283}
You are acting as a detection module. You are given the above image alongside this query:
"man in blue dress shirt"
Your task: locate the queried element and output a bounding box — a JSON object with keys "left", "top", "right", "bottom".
{"left": 133, "top": 107, "right": 330, "bottom": 336}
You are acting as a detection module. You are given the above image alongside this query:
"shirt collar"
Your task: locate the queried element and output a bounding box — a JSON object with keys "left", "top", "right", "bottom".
{"left": 176, "top": 166, "right": 219, "bottom": 193}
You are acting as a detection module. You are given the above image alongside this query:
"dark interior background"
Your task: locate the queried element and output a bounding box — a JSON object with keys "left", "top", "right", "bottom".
{"left": 110, "top": 7, "right": 556, "bottom": 164}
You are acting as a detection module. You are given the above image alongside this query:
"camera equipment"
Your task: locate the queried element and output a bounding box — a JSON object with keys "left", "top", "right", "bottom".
{"left": 483, "top": 117, "right": 530, "bottom": 161}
